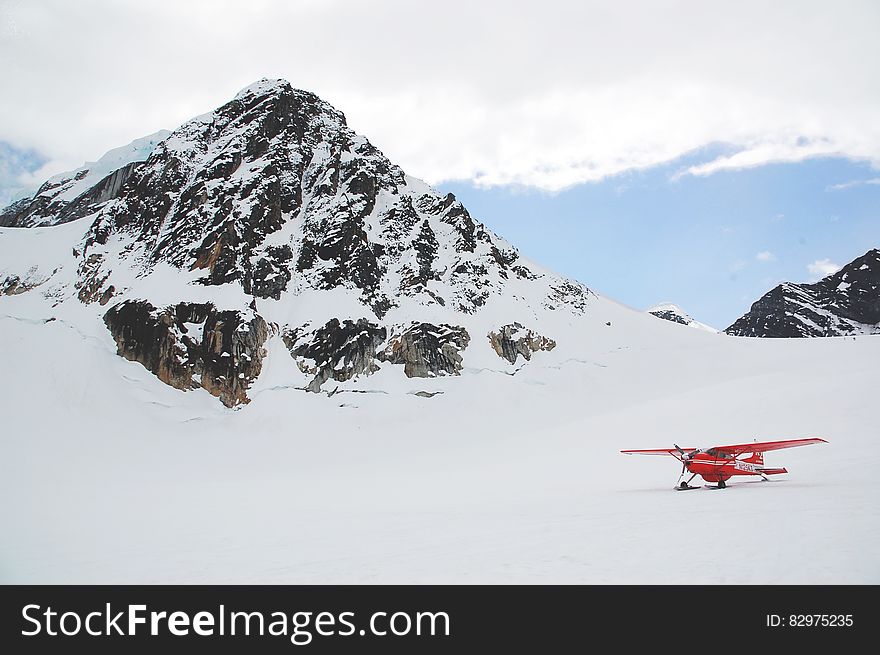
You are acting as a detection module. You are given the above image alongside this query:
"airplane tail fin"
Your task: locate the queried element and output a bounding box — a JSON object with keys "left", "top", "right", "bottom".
{"left": 743, "top": 452, "right": 764, "bottom": 465}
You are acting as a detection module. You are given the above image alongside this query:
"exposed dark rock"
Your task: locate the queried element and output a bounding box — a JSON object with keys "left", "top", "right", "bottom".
{"left": 413, "top": 219, "right": 439, "bottom": 285}
{"left": 438, "top": 193, "right": 477, "bottom": 253}
{"left": 379, "top": 198, "right": 420, "bottom": 256}
{"left": 282, "top": 318, "right": 387, "bottom": 393}
{"left": 511, "top": 265, "right": 539, "bottom": 280}
{"left": 396, "top": 218, "right": 443, "bottom": 303}
{"left": 281, "top": 320, "right": 472, "bottom": 387}
{"left": 449, "top": 260, "right": 490, "bottom": 313}
{"left": 307, "top": 208, "right": 384, "bottom": 297}
{"left": 2, "top": 274, "right": 41, "bottom": 295}
{"left": 488, "top": 323, "right": 556, "bottom": 364}
{"left": 98, "top": 285, "right": 116, "bottom": 306}
{"left": 650, "top": 309, "right": 689, "bottom": 325}
{"left": 646, "top": 304, "right": 715, "bottom": 331}
{"left": 379, "top": 323, "right": 470, "bottom": 377}
{"left": 104, "top": 300, "right": 196, "bottom": 392}
{"left": 76, "top": 254, "right": 110, "bottom": 304}
{"left": 244, "top": 244, "right": 293, "bottom": 299}
{"left": 103, "top": 300, "right": 269, "bottom": 407}
{"left": 545, "top": 280, "right": 591, "bottom": 314}
{"left": 726, "top": 248, "right": 880, "bottom": 337}
{"left": 62, "top": 162, "right": 144, "bottom": 224}
{"left": 1, "top": 161, "right": 144, "bottom": 228}
{"left": 0, "top": 199, "right": 31, "bottom": 228}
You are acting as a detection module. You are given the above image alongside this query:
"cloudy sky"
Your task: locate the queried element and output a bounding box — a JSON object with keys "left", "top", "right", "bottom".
{"left": 2, "top": 0, "right": 878, "bottom": 326}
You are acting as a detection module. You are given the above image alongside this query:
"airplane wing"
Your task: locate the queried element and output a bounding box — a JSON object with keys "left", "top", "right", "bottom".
{"left": 710, "top": 438, "right": 827, "bottom": 456}
{"left": 620, "top": 448, "right": 694, "bottom": 456}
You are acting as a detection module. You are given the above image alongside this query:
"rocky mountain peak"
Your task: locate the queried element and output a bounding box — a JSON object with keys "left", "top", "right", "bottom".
{"left": 2, "top": 78, "right": 590, "bottom": 406}
{"left": 78, "top": 77, "right": 407, "bottom": 311}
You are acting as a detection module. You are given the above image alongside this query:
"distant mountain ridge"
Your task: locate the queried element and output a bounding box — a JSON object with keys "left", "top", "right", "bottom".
{"left": 726, "top": 248, "right": 880, "bottom": 337}
{"left": 0, "top": 131, "right": 171, "bottom": 228}
{"left": 647, "top": 302, "right": 717, "bottom": 333}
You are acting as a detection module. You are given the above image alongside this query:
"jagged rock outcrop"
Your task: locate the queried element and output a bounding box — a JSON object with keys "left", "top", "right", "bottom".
{"left": 726, "top": 248, "right": 880, "bottom": 337}
{"left": 0, "top": 169, "right": 135, "bottom": 227}
{"left": 488, "top": 323, "right": 556, "bottom": 364}
{"left": 545, "top": 280, "right": 591, "bottom": 313}
{"left": 379, "top": 323, "right": 470, "bottom": 378}
{"left": 0, "top": 199, "right": 30, "bottom": 227}
{"left": 76, "top": 254, "right": 111, "bottom": 304}
{"left": 2, "top": 274, "right": 43, "bottom": 295}
{"left": 244, "top": 244, "right": 293, "bottom": 300}
{"left": 284, "top": 319, "right": 472, "bottom": 390}
{"left": 650, "top": 308, "right": 688, "bottom": 325}
{"left": 283, "top": 318, "right": 387, "bottom": 393}
{"left": 104, "top": 300, "right": 269, "bottom": 407}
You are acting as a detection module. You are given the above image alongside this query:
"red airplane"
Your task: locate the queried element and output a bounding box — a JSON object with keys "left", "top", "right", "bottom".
{"left": 621, "top": 438, "right": 827, "bottom": 490}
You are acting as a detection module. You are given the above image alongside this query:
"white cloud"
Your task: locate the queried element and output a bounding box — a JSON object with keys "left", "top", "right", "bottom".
{"left": 1, "top": 0, "right": 880, "bottom": 191}
{"left": 826, "top": 177, "right": 880, "bottom": 191}
{"left": 756, "top": 251, "right": 776, "bottom": 262}
{"left": 807, "top": 258, "right": 841, "bottom": 280}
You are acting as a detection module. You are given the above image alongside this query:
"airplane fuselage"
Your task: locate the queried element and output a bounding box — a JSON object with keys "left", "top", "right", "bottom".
{"left": 684, "top": 452, "right": 785, "bottom": 483}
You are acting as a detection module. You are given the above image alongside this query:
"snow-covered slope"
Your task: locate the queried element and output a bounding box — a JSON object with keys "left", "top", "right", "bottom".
{"left": 647, "top": 302, "right": 717, "bottom": 333}
{"left": 726, "top": 248, "right": 880, "bottom": 337}
{"left": 1, "top": 280, "right": 877, "bottom": 584}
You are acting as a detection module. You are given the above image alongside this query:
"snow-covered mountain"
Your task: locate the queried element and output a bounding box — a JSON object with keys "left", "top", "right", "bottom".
{"left": 0, "top": 79, "right": 589, "bottom": 406}
{"left": 646, "top": 302, "right": 717, "bottom": 333}
{"left": 726, "top": 248, "right": 880, "bottom": 337}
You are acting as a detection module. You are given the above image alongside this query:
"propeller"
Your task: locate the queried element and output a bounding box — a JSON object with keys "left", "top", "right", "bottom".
{"left": 674, "top": 444, "right": 697, "bottom": 460}
{"left": 674, "top": 444, "right": 690, "bottom": 481}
